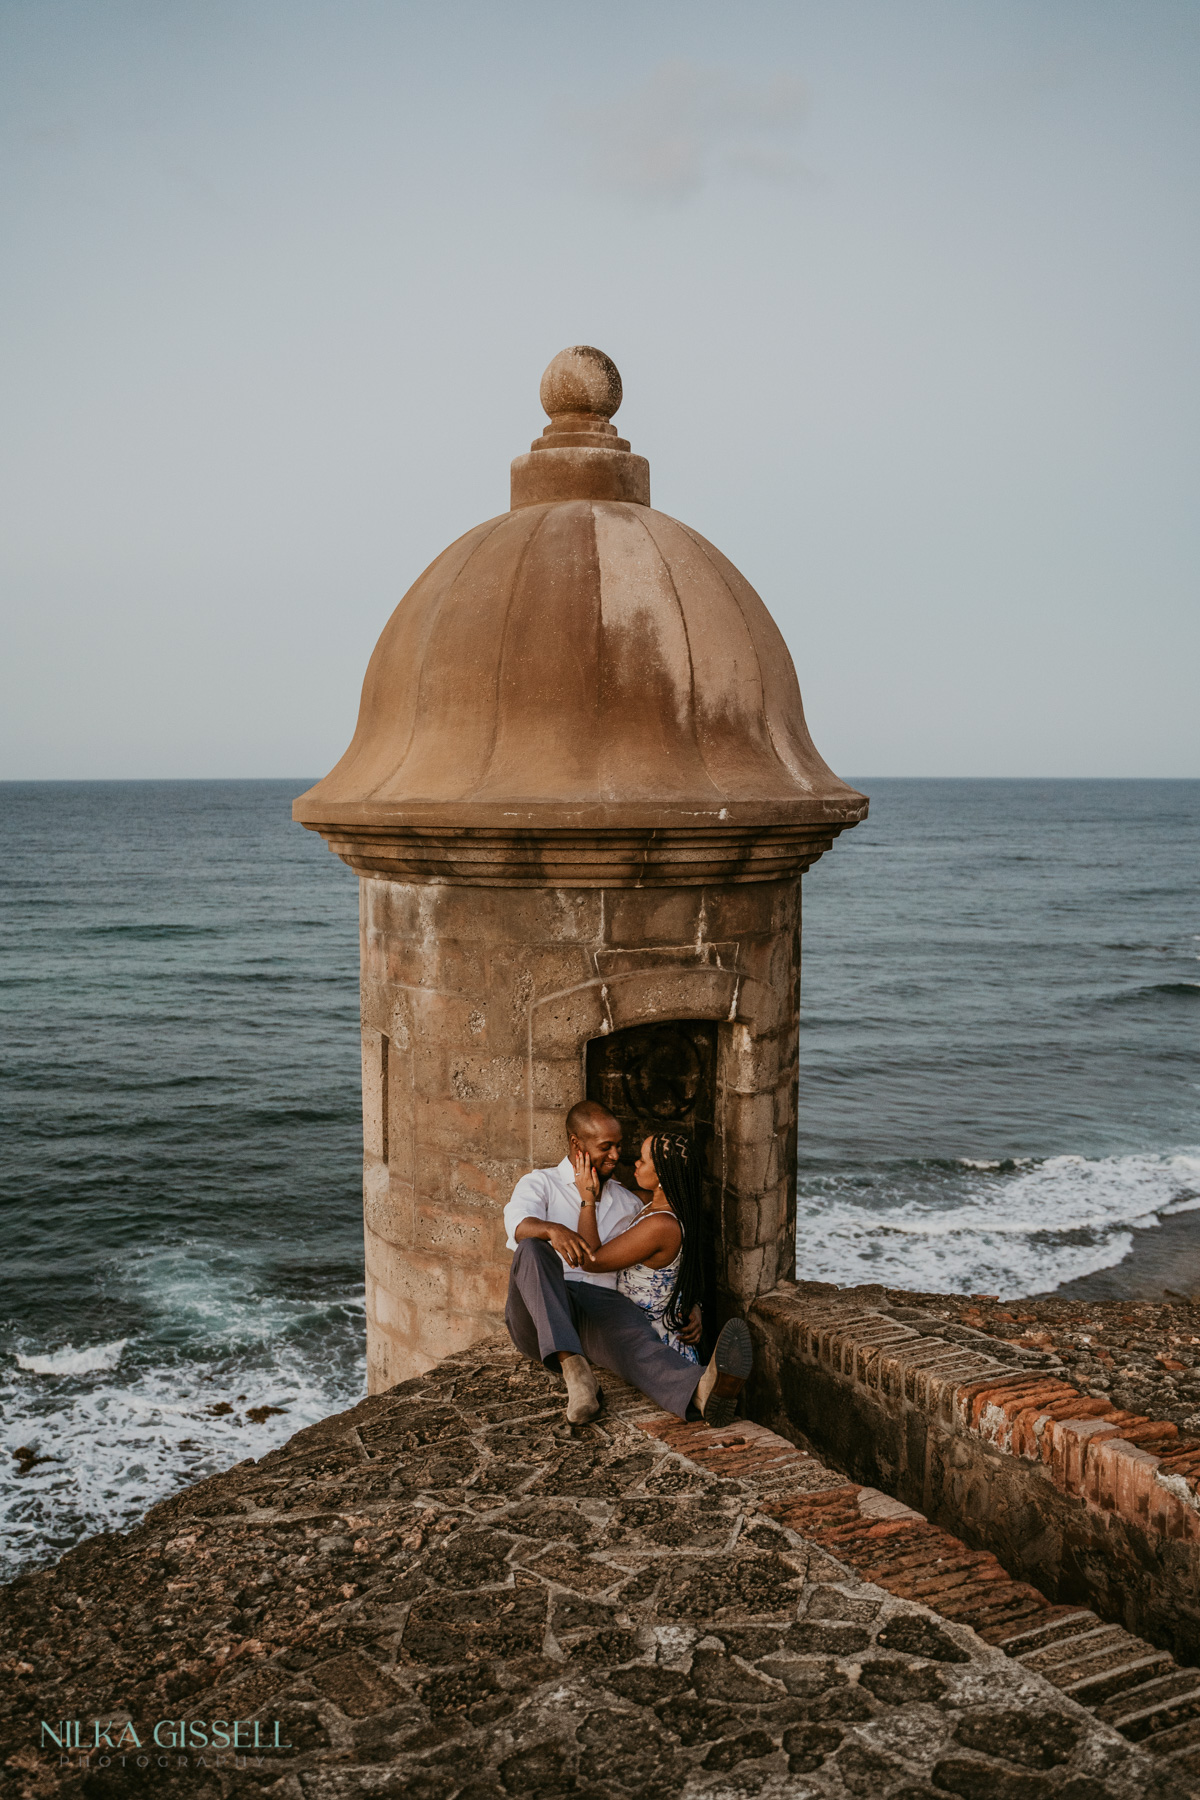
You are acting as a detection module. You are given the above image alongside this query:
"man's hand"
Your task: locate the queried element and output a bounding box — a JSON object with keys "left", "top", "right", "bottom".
{"left": 678, "top": 1304, "right": 703, "bottom": 1346}
{"left": 545, "top": 1222, "right": 592, "bottom": 1269}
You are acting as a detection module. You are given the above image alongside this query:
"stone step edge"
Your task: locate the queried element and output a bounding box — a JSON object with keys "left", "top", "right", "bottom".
{"left": 752, "top": 1286, "right": 1200, "bottom": 1547}
{"left": 1097, "top": 1672, "right": 1200, "bottom": 1727}
{"left": 1022, "top": 1624, "right": 1138, "bottom": 1670}
{"left": 594, "top": 1367, "right": 1195, "bottom": 1763}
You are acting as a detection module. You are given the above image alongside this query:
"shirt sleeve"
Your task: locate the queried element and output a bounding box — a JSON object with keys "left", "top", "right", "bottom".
{"left": 504, "top": 1170, "right": 550, "bottom": 1252}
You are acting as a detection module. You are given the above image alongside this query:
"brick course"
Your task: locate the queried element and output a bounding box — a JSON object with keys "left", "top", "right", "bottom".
{"left": 593, "top": 1359, "right": 1200, "bottom": 1785}
{"left": 750, "top": 1282, "right": 1200, "bottom": 1663}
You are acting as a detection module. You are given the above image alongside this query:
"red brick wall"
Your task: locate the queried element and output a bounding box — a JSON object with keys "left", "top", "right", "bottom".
{"left": 750, "top": 1283, "right": 1200, "bottom": 1664}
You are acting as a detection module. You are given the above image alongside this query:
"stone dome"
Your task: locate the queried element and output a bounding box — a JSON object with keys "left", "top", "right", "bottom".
{"left": 294, "top": 348, "right": 867, "bottom": 885}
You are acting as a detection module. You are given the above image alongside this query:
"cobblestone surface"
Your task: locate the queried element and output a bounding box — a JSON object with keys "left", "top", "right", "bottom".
{"left": 0, "top": 1341, "right": 1180, "bottom": 1798}
{"left": 631, "top": 1408, "right": 1200, "bottom": 1783}
{"left": 886, "top": 1291, "right": 1200, "bottom": 1437}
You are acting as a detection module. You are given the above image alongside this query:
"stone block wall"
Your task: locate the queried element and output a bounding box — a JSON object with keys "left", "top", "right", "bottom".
{"left": 749, "top": 1283, "right": 1200, "bottom": 1666}
{"left": 358, "top": 876, "right": 802, "bottom": 1390}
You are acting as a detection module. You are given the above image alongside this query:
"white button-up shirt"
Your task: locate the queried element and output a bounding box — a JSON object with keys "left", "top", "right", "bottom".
{"left": 504, "top": 1156, "right": 645, "bottom": 1288}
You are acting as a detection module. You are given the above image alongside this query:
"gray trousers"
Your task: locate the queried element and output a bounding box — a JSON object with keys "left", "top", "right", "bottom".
{"left": 505, "top": 1238, "right": 701, "bottom": 1420}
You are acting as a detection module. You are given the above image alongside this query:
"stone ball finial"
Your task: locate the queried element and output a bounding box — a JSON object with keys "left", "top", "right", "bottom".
{"left": 511, "top": 344, "right": 644, "bottom": 507}
{"left": 539, "top": 345, "right": 622, "bottom": 421}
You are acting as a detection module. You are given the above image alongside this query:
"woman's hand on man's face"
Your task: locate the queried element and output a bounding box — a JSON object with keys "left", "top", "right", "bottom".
{"left": 571, "top": 1146, "right": 602, "bottom": 1205}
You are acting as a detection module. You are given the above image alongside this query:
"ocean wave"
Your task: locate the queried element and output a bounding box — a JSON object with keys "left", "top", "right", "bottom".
{"left": 15, "top": 1338, "right": 128, "bottom": 1375}
{"left": 957, "top": 1157, "right": 1034, "bottom": 1172}
{"left": 82, "top": 924, "right": 227, "bottom": 939}
{"left": 796, "top": 1149, "right": 1200, "bottom": 1298}
{"left": 1104, "top": 983, "right": 1200, "bottom": 1004}
{"left": 1102, "top": 942, "right": 1174, "bottom": 952}
{"left": 1, "top": 1271, "right": 365, "bottom": 1580}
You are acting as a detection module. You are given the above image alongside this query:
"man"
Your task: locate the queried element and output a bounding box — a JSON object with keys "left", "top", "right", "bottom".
{"left": 504, "top": 1099, "right": 752, "bottom": 1427}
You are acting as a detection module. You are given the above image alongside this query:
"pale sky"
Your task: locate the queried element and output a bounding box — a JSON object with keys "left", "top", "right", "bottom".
{"left": 2, "top": 0, "right": 1197, "bottom": 780}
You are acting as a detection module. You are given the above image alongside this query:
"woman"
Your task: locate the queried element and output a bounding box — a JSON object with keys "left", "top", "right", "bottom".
{"left": 571, "top": 1129, "right": 704, "bottom": 1362}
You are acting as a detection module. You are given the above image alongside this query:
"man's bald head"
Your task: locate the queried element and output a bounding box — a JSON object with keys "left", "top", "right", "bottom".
{"left": 566, "top": 1100, "right": 619, "bottom": 1143}
{"left": 565, "top": 1101, "right": 623, "bottom": 1182}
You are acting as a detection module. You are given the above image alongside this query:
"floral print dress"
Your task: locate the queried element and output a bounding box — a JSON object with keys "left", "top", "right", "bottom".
{"left": 615, "top": 1203, "right": 699, "bottom": 1363}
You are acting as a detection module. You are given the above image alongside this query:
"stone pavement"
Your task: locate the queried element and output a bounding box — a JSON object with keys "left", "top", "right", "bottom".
{"left": 2, "top": 1340, "right": 1193, "bottom": 1798}
{"left": 607, "top": 1379, "right": 1200, "bottom": 1778}
{"left": 885, "top": 1287, "right": 1200, "bottom": 1438}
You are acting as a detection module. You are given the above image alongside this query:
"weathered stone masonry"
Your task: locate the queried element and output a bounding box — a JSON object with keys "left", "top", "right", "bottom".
{"left": 296, "top": 344, "right": 867, "bottom": 1388}
{"left": 358, "top": 879, "right": 802, "bottom": 1394}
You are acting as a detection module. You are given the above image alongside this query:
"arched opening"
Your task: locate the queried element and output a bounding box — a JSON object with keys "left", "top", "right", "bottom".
{"left": 586, "top": 1019, "right": 721, "bottom": 1336}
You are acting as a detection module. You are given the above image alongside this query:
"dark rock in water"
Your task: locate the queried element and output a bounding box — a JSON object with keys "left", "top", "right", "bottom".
{"left": 11, "top": 1446, "right": 53, "bottom": 1476}
{"left": 0, "top": 1340, "right": 1170, "bottom": 1797}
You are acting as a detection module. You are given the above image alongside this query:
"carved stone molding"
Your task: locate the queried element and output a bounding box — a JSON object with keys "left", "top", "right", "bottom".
{"left": 304, "top": 822, "right": 848, "bottom": 887}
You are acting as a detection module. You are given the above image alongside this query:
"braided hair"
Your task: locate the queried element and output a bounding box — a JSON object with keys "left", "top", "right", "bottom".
{"left": 649, "top": 1130, "right": 706, "bottom": 1332}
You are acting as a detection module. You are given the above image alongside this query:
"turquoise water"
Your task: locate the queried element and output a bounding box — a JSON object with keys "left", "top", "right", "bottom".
{"left": 1, "top": 778, "right": 1197, "bottom": 1574}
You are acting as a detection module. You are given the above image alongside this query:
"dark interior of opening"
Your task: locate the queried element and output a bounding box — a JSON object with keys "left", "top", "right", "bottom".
{"left": 586, "top": 1019, "right": 720, "bottom": 1339}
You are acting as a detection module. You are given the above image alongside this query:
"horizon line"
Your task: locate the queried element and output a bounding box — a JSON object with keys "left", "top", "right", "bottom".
{"left": 2, "top": 774, "right": 1198, "bottom": 786}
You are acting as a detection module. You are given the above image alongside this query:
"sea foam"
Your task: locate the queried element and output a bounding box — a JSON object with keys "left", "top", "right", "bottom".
{"left": 15, "top": 1339, "right": 128, "bottom": 1375}
{"left": 2, "top": 1247, "right": 366, "bottom": 1583}
{"left": 796, "top": 1149, "right": 1200, "bottom": 1299}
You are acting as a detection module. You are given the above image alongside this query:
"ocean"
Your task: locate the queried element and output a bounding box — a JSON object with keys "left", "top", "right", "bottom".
{"left": 797, "top": 779, "right": 1198, "bottom": 1298}
{"left": 1, "top": 778, "right": 1197, "bottom": 1578}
